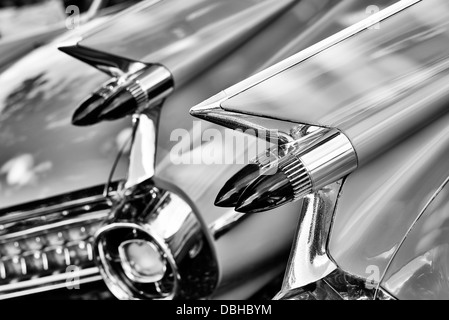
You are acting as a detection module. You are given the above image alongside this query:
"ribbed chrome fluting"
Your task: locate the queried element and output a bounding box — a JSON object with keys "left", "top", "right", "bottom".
{"left": 280, "top": 155, "right": 313, "bottom": 200}
{"left": 127, "top": 81, "right": 149, "bottom": 110}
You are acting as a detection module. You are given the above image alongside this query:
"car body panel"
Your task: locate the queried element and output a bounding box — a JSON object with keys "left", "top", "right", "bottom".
{"left": 77, "top": 0, "right": 298, "bottom": 84}
{"left": 382, "top": 168, "right": 449, "bottom": 300}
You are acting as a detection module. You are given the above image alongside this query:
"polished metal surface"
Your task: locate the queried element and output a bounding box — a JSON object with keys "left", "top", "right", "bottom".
{"left": 0, "top": 267, "right": 102, "bottom": 300}
{"left": 77, "top": 0, "right": 298, "bottom": 85}
{"left": 218, "top": 128, "right": 350, "bottom": 214}
{"left": 275, "top": 181, "right": 342, "bottom": 299}
{"left": 190, "top": 93, "right": 300, "bottom": 143}
{"left": 128, "top": 64, "right": 174, "bottom": 111}
{"left": 94, "top": 181, "right": 218, "bottom": 300}
{"left": 118, "top": 239, "right": 167, "bottom": 283}
{"left": 71, "top": 77, "right": 122, "bottom": 126}
{"left": 290, "top": 129, "right": 357, "bottom": 197}
{"left": 281, "top": 156, "right": 312, "bottom": 200}
{"left": 71, "top": 64, "right": 174, "bottom": 125}
{"left": 125, "top": 114, "right": 157, "bottom": 189}
{"left": 210, "top": 126, "right": 326, "bottom": 233}
{"left": 208, "top": 211, "right": 249, "bottom": 241}
{"left": 278, "top": 269, "right": 394, "bottom": 300}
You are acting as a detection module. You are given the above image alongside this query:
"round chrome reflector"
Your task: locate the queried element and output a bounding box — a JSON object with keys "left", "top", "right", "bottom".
{"left": 118, "top": 239, "right": 167, "bottom": 283}
{"left": 93, "top": 183, "right": 218, "bottom": 300}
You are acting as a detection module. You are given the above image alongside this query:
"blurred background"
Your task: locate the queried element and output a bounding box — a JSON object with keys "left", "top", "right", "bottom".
{"left": 0, "top": 0, "right": 127, "bottom": 40}
{"left": 0, "top": 0, "right": 137, "bottom": 71}
{"left": 0, "top": 0, "right": 80, "bottom": 39}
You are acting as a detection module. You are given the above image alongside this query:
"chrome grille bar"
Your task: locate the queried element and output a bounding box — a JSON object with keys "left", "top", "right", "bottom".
{"left": 0, "top": 184, "right": 116, "bottom": 299}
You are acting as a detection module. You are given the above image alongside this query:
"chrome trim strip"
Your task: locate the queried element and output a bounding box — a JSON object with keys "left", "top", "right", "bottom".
{"left": 42, "top": 253, "right": 49, "bottom": 271}
{"left": 0, "top": 267, "right": 101, "bottom": 299}
{"left": 190, "top": 100, "right": 300, "bottom": 143}
{"left": 190, "top": 0, "right": 421, "bottom": 120}
{"left": 0, "top": 210, "right": 108, "bottom": 242}
{"left": 222, "top": 0, "right": 420, "bottom": 99}
{"left": 0, "top": 186, "right": 114, "bottom": 299}
{"left": 0, "top": 194, "right": 111, "bottom": 225}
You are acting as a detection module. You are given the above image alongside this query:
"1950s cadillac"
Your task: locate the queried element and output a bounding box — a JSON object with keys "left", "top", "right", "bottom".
{"left": 1, "top": 0, "right": 443, "bottom": 300}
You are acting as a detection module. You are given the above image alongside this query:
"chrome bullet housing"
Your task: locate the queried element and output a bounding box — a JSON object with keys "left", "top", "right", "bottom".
{"left": 94, "top": 181, "right": 219, "bottom": 300}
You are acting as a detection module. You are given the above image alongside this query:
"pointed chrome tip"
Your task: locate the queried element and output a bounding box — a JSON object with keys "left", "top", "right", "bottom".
{"left": 214, "top": 196, "right": 236, "bottom": 208}
{"left": 99, "top": 90, "right": 138, "bottom": 121}
{"left": 58, "top": 45, "right": 85, "bottom": 61}
{"left": 214, "top": 188, "right": 237, "bottom": 207}
{"left": 234, "top": 171, "right": 295, "bottom": 213}
{"left": 59, "top": 45, "right": 142, "bottom": 78}
{"left": 214, "top": 164, "right": 262, "bottom": 207}
{"left": 189, "top": 91, "right": 229, "bottom": 119}
{"left": 58, "top": 45, "right": 76, "bottom": 54}
{"left": 72, "top": 93, "right": 106, "bottom": 126}
{"left": 190, "top": 91, "right": 268, "bottom": 132}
